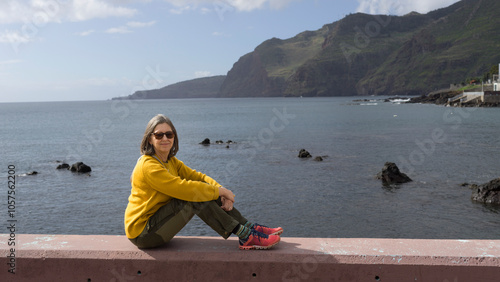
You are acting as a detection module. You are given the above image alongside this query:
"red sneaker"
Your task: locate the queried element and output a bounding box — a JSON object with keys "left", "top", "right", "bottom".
{"left": 252, "top": 223, "right": 283, "bottom": 236}
{"left": 239, "top": 229, "right": 280, "bottom": 250}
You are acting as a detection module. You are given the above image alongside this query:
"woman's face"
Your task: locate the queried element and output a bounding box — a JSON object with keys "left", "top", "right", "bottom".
{"left": 149, "top": 123, "right": 174, "bottom": 158}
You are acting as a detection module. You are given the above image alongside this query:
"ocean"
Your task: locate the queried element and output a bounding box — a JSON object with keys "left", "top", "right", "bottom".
{"left": 1, "top": 97, "right": 499, "bottom": 239}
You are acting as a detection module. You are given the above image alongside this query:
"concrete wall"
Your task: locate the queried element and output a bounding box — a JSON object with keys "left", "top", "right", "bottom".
{"left": 1, "top": 234, "right": 499, "bottom": 281}
{"left": 484, "top": 91, "right": 500, "bottom": 103}
{"left": 460, "top": 92, "right": 483, "bottom": 103}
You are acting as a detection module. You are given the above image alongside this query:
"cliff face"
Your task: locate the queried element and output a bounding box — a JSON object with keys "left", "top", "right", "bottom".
{"left": 219, "top": 29, "right": 329, "bottom": 97}
{"left": 218, "top": 52, "right": 281, "bottom": 97}
{"left": 220, "top": 0, "right": 500, "bottom": 97}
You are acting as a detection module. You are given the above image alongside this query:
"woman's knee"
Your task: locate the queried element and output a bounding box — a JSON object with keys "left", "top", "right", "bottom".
{"left": 132, "top": 233, "right": 170, "bottom": 249}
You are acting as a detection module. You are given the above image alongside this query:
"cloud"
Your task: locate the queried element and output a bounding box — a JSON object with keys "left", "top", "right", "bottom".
{"left": 127, "top": 20, "right": 156, "bottom": 28}
{"left": 225, "top": 0, "right": 268, "bottom": 11}
{"left": 0, "top": 0, "right": 137, "bottom": 24}
{"left": 0, "top": 30, "right": 33, "bottom": 44}
{"left": 194, "top": 71, "right": 212, "bottom": 78}
{"left": 0, "top": 1, "right": 33, "bottom": 24}
{"left": 68, "top": 0, "right": 137, "bottom": 21}
{"left": 356, "top": 0, "right": 461, "bottom": 15}
{"left": 0, "top": 0, "right": 298, "bottom": 25}
{"left": 105, "top": 26, "right": 133, "bottom": 34}
{"left": 200, "top": 7, "right": 211, "bottom": 14}
{"left": 163, "top": 0, "right": 297, "bottom": 14}
{"left": 76, "top": 30, "right": 95, "bottom": 36}
{"left": 104, "top": 20, "right": 156, "bottom": 35}
{"left": 169, "top": 5, "right": 194, "bottom": 14}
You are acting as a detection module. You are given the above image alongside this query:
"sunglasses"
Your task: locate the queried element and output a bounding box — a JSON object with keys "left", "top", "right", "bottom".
{"left": 152, "top": 131, "right": 175, "bottom": 140}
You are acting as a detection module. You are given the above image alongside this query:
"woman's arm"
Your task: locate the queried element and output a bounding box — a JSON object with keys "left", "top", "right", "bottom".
{"left": 174, "top": 158, "right": 222, "bottom": 187}
{"left": 140, "top": 157, "right": 220, "bottom": 202}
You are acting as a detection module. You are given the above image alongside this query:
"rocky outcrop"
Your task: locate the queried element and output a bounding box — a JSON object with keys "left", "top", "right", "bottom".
{"left": 57, "top": 163, "right": 70, "bottom": 169}
{"left": 200, "top": 139, "right": 236, "bottom": 146}
{"left": 200, "top": 138, "right": 211, "bottom": 145}
{"left": 376, "top": 162, "right": 412, "bottom": 185}
{"left": 298, "top": 149, "right": 312, "bottom": 158}
{"left": 471, "top": 178, "right": 500, "bottom": 205}
{"left": 70, "top": 162, "right": 92, "bottom": 173}
{"left": 407, "top": 90, "right": 462, "bottom": 105}
{"left": 218, "top": 52, "right": 285, "bottom": 97}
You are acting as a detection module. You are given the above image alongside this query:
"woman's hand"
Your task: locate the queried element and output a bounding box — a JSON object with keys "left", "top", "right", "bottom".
{"left": 219, "top": 186, "right": 235, "bottom": 211}
{"left": 221, "top": 196, "right": 234, "bottom": 211}
{"left": 218, "top": 186, "right": 235, "bottom": 203}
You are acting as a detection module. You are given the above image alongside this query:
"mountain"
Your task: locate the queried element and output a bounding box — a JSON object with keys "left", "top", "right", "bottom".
{"left": 113, "top": 75, "right": 225, "bottom": 100}
{"left": 115, "top": 0, "right": 500, "bottom": 100}
{"left": 220, "top": 0, "right": 500, "bottom": 97}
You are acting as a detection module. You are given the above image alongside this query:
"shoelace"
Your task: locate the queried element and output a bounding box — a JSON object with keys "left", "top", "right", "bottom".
{"left": 240, "top": 230, "right": 269, "bottom": 245}
{"left": 252, "top": 223, "right": 268, "bottom": 230}
{"left": 250, "top": 230, "right": 269, "bottom": 242}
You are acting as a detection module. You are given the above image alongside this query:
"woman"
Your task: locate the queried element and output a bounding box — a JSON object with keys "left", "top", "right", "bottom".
{"left": 125, "top": 114, "right": 282, "bottom": 249}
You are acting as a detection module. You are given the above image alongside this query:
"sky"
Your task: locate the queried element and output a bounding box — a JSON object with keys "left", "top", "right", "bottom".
{"left": 0, "top": 0, "right": 461, "bottom": 103}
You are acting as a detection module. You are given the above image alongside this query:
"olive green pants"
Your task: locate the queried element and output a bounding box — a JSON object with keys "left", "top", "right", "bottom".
{"left": 129, "top": 197, "right": 248, "bottom": 249}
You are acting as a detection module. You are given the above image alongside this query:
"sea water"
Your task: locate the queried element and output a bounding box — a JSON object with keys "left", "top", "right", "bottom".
{"left": 0, "top": 97, "right": 499, "bottom": 239}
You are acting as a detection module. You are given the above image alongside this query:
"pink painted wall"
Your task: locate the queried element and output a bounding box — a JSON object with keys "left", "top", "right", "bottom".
{"left": 1, "top": 235, "right": 499, "bottom": 281}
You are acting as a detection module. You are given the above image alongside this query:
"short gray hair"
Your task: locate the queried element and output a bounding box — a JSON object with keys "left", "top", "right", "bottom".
{"left": 140, "top": 114, "right": 179, "bottom": 160}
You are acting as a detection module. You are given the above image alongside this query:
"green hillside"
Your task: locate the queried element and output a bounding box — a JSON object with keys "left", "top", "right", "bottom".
{"left": 358, "top": 0, "right": 500, "bottom": 95}
{"left": 220, "top": 0, "right": 500, "bottom": 97}
{"left": 114, "top": 75, "right": 226, "bottom": 100}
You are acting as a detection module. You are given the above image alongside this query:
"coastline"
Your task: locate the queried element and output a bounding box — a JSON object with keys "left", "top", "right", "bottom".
{"left": 406, "top": 89, "right": 500, "bottom": 107}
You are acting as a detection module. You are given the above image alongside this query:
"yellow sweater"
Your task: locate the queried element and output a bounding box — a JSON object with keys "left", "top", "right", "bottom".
{"left": 124, "top": 155, "right": 220, "bottom": 238}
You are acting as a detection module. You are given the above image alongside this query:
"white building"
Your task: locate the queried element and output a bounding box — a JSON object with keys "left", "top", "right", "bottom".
{"left": 494, "top": 63, "right": 500, "bottom": 91}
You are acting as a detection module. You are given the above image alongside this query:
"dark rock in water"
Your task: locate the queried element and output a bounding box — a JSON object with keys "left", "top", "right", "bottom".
{"left": 200, "top": 138, "right": 210, "bottom": 145}
{"left": 314, "top": 156, "right": 323, "bottom": 161}
{"left": 376, "top": 162, "right": 412, "bottom": 185}
{"left": 57, "top": 163, "right": 70, "bottom": 169}
{"left": 471, "top": 178, "right": 500, "bottom": 205}
{"left": 70, "top": 162, "right": 92, "bottom": 173}
{"left": 298, "top": 149, "right": 312, "bottom": 158}
{"left": 27, "top": 171, "right": 38, "bottom": 175}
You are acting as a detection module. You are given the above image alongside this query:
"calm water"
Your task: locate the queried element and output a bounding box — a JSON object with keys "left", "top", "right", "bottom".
{"left": 0, "top": 97, "right": 499, "bottom": 239}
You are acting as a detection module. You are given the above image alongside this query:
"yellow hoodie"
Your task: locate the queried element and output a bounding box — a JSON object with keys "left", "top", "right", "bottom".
{"left": 124, "top": 155, "right": 220, "bottom": 238}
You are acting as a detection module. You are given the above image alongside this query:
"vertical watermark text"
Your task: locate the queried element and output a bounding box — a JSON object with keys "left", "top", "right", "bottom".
{"left": 6, "top": 165, "right": 17, "bottom": 275}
